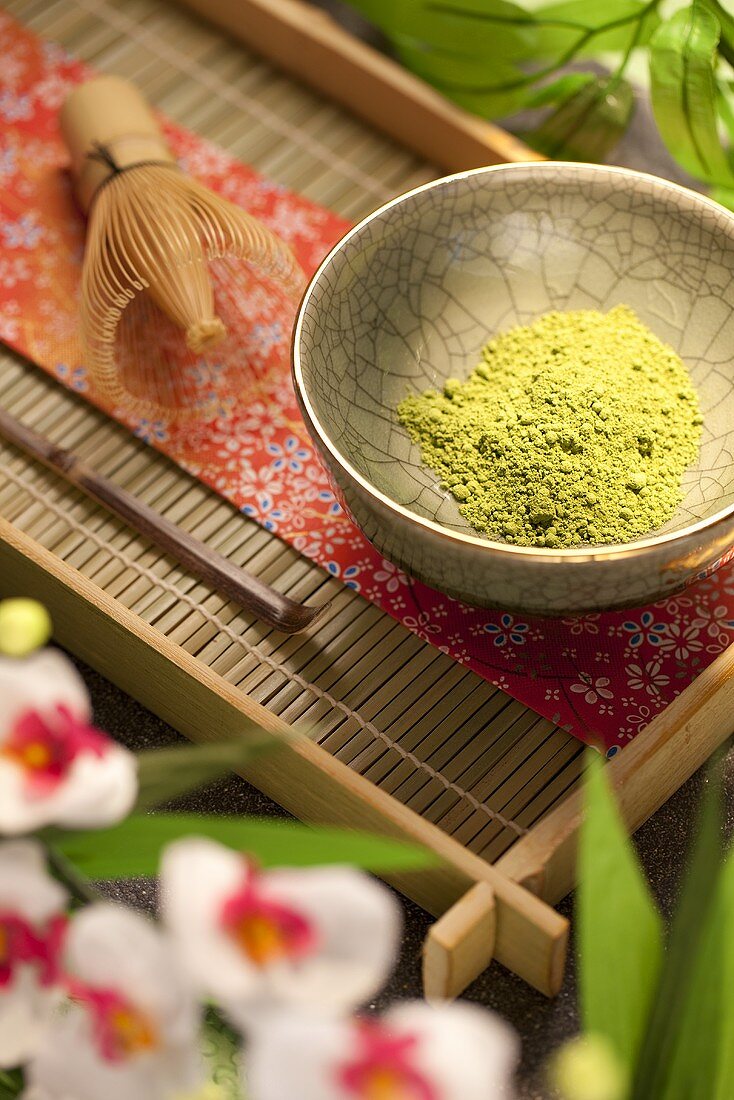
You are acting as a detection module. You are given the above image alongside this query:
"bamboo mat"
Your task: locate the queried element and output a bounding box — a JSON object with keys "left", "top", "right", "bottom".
{"left": 0, "top": 0, "right": 585, "bottom": 865}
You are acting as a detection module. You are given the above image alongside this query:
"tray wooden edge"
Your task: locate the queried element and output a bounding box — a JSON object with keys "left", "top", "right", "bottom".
{"left": 175, "top": 0, "right": 542, "bottom": 173}
{"left": 497, "top": 639, "right": 734, "bottom": 901}
{"left": 0, "top": 516, "right": 566, "bottom": 998}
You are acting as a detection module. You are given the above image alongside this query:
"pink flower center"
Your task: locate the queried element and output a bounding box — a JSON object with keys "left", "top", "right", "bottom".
{"left": 2, "top": 703, "right": 109, "bottom": 793}
{"left": 337, "top": 1022, "right": 438, "bottom": 1100}
{"left": 0, "top": 910, "right": 67, "bottom": 988}
{"left": 70, "top": 982, "right": 159, "bottom": 1063}
{"left": 219, "top": 864, "right": 318, "bottom": 968}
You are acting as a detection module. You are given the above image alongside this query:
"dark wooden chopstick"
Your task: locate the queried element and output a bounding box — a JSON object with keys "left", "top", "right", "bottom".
{"left": 0, "top": 407, "right": 329, "bottom": 635}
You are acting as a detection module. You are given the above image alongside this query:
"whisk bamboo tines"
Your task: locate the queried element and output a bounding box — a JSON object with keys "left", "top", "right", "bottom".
{"left": 60, "top": 76, "right": 305, "bottom": 422}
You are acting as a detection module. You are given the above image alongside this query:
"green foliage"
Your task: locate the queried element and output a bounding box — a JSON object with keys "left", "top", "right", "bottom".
{"left": 649, "top": 1, "right": 734, "bottom": 187}
{"left": 522, "top": 76, "right": 634, "bottom": 160}
{"left": 0, "top": 1072, "right": 23, "bottom": 1100}
{"left": 345, "top": 0, "right": 734, "bottom": 201}
{"left": 134, "top": 737, "right": 281, "bottom": 812}
{"left": 50, "top": 813, "right": 436, "bottom": 878}
{"left": 631, "top": 763, "right": 724, "bottom": 1098}
{"left": 578, "top": 754, "right": 662, "bottom": 1070}
{"left": 576, "top": 752, "right": 734, "bottom": 1099}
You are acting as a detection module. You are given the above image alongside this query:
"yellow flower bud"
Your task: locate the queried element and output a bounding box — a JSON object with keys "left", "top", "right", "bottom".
{"left": 174, "top": 1083, "right": 228, "bottom": 1100}
{"left": 0, "top": 598, "right": 52, "bottom": 657}
{"left": 550, "top": 1034, "right": 628, "bottom": 1100}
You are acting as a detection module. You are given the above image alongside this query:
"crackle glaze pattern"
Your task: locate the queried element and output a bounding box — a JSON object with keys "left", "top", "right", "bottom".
{"left": 295, "top": 163, "right": 734, "bottom": 614}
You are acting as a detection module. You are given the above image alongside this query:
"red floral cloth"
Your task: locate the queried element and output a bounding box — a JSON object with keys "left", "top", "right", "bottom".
{"left": 1, "top": 13, "right": 732, "bottom": 755}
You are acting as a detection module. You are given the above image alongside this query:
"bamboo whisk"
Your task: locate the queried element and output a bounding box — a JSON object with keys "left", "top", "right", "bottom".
{"left": 60, "top": 76, "right": 305, "bottom": 421}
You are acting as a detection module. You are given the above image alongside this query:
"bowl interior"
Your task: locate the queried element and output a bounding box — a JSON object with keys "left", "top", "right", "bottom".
{"left": 297, "top": 164, "right": 734, "bottom": 543}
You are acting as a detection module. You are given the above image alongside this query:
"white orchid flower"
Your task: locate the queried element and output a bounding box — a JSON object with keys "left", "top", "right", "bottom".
{"left": 0, "top": 840, "right": 68, "bottom": 1068}
{"left": 160, "top": 838, "right": 400, "bottom": 1026}
{"left": 0, "top": 649, "right": 137, "bottom": 834}
{"left": 246, "top": 1001, "right": 519, "bottom": 1100}
{"left": 24, "top": 904, "right": 204, "bottom": 1100}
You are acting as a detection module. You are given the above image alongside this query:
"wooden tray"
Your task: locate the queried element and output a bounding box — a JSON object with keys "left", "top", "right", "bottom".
{"left": 2, "top": 0, "right": 734, "bottom": 1000}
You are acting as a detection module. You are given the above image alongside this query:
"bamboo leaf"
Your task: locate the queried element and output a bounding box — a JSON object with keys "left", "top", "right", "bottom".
{"left": 578, "top": 753, "right": 663, "bottom": 1071}
{"left": 649, "top": 2, "right": 734, "bottom": 187}
{"left": 630, "top": 760, "right": 725, "bottom": 1099}
{"left": 51, "top": 814, "right": 437, "bottom": 878}
{"left": 134, "top": 738, "right": 280, "bottom": 812}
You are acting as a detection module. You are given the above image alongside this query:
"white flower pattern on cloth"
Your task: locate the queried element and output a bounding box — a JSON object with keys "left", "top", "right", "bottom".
{"left": 570, "top": 674, "right": 614, "bottom": 707}
{"left": 1, "top": 13, "right": 734, "bottom": 757}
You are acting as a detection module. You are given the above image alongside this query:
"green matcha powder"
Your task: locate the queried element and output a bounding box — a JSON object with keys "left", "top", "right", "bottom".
{"left": 397, "top": 306, "right": 702, "bottom": 549}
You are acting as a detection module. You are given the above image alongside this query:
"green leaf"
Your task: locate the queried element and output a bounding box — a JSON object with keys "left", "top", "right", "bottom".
{"left": 649, "top": 1, "right": 734, "bottom": 187}
{"left": 716, "top": 79, "right": 734, "bottom": 143}
{"left": 710, "top": 184, "right": 734, "bottom": 208}
{"left": 700, "top": 0, "right": 734, "bottom": 67}
{"left": 534, "top": 0, "right": 661, "bottom": 58}
{"left": 0, "top": 1071, "right": 23, "bottom": 1100}
{"left": 525, "top": 71, "right": 597, "bottom": 108}
{"left": 393, "top": 37, "right": 533, "bottom": 116}
{"left": 578, "top": 753, "right": 663, "bottom": 1071}
{"left": 348, "top": 0, "right": 540, "bottom": 60}
{"left": 523, "top": 76, "right": 634, "bottom": 160}
{"left": 134, "top": 738, "right": 280, "bottom": 812}
{"left": 52, "top": 814, "right": 437, "bottom": 878}
{"left": 712, "top": 846, "right": 734, "bottom": 1099}
{"left": 631, "top": 758, "right": 725, "bottom": 1099}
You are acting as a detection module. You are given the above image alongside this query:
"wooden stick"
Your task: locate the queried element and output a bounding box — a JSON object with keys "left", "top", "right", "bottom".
{"left": 0, "top": 407, "right": 328, "bottom": 635}
{"left": 173, "top": 0, "right": 541, "bottom": 173}
{"left": 423, "top": 881, "right": 496, "bottom": 1002}
{"left": 496, "top": 641, "right": 734, "bottom": 902}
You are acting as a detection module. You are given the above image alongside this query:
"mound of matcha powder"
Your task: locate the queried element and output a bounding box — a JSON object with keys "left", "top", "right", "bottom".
{"left": 397, "top": 306, "right": 702, "bottom": 548}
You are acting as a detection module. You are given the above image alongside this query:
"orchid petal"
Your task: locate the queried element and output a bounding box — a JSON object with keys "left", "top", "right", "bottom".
{"left": 0, "top": 650, "right": 90, "bottom": 736}
{"left": 26, "top": 905, "right": 203, "bottom": 1100}
{"left": 0, "top": 971, "right": 61, "bottom": 1069}
{"left": 161, "top": 838, "right": 400, "bottom": 1022}
{"left": 0, "top": 841, "right": 68, "bottom": 1068}
{"left": 0, "top": 840, "right": 67, "bottom": 921}
{"left": 246, "top": 1003, "right": 519, "bottom": 1100}
{"left": 0, "top": 747, "right": 138, "bottom": 834}
{"left": 0, "top": 651, "right": 137, "bottom": 833}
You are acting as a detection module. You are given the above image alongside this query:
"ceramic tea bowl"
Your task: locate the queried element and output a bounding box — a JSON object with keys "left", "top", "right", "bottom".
{"left": 293, "top": 162, "right": 734, "bottom": 615}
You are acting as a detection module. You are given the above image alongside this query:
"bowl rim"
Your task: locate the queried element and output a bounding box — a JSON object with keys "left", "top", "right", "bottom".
{"left": 293, "top": 160, "right": 734, "bottom": 565}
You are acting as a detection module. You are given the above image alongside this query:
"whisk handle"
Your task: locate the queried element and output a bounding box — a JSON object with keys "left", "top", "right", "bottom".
{"left": 0, "top": 407, "right": 328, "bottom": 635}
{"left": 60, "top": 76, "right": 176, "bottom": 211}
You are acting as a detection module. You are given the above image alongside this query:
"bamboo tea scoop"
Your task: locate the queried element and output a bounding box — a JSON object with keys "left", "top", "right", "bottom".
{"left": 0, "top": 408, "right": 328, "bottom": 635}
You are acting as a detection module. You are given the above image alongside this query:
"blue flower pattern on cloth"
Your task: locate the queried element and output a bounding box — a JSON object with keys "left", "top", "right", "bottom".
{"left": 484, "top": 614, "right": 529, "bottom": 648}
{"left": 622, "top": 611, "right": 667, "bottom": 648}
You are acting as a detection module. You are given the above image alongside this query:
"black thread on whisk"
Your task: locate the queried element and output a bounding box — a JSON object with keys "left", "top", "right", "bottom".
{"left": 85, "top": 140, "right": 180, "bottom": 202}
